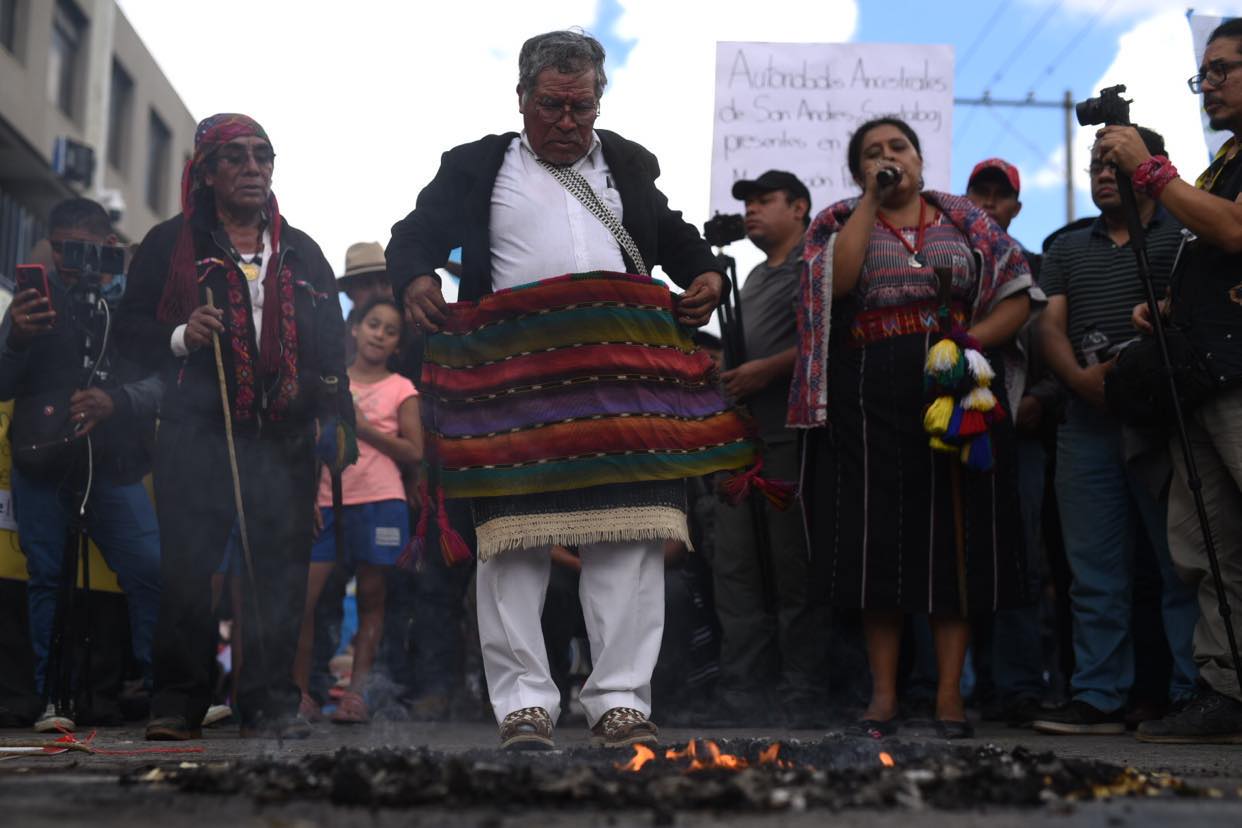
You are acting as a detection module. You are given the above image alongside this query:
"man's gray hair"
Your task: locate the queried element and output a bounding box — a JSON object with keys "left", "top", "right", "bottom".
{"left": 518, "top": 30, "right": 607, "bottom": 103}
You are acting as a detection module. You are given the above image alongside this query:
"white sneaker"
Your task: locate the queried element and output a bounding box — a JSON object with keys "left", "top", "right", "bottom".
{"left": 34, "top": 703, "right": 74, "bottom": 733}
{"left": 201, "top": 704, "right": 233, "bottom": 727}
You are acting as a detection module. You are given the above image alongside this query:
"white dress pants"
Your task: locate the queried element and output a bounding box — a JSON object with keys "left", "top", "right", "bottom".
{"left": 476, "top": 539, "right": 665, "bottom": 726}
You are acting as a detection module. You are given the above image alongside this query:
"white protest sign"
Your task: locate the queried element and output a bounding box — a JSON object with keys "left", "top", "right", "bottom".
{"left": 710, "top": 42, "right": 954, "bottom": 221}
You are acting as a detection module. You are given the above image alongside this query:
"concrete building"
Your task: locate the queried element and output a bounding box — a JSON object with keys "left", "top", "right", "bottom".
{"left": 0, "top": 0, "right": 195, "bottom": 282}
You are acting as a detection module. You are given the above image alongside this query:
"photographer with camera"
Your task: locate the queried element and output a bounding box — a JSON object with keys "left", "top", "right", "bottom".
{"left": 1092, "top": 18, "right": 1242, "bottom": 743}
{"left": 710, "top": 170, "right": 828, "bottom": 726}
{"left": 0, "top": 197, "right": 161, "bottom": 733}
{"left": 1032, "top": 129, "right": 1199, "bottom": 736}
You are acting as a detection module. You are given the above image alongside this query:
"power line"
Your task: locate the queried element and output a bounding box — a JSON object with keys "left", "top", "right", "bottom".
{"left": 956, "top": 0, "right": 1015, "bottom": 72}
{"left": 952, "top": 105, "right": 981, "bottom": 148}
{"left": 988, "top": 0, "right": 1066, "bottom": 88}
{"left": 981, "top": 103, "right": 1047, "bottom": 158}
{"left": 1023, "top": 0, "right": 1119, "bottom": 95}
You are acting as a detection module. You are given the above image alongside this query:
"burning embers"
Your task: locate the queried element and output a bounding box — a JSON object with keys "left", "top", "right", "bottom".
{"left": 124, "top": 737, "right": 1208, "bottom": 814}
{"left": 617, "top": 739, "right": 793, "bottom": 773}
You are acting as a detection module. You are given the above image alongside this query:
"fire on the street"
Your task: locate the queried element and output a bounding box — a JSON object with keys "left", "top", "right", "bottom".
{"left": 122, "top": 736, "right": 1219, "bottom": 814}
{"left": 616, "top": 740, "right": 803, "bottom": 772}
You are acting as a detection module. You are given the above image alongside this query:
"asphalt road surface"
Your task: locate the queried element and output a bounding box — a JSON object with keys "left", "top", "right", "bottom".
{"left": 1, "top": 721, "right": 1239, "bottom": 827}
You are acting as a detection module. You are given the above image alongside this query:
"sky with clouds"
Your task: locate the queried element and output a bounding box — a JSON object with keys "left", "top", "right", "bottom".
{"left": 115, "top": 0, "right": 1242, "bottom": 297}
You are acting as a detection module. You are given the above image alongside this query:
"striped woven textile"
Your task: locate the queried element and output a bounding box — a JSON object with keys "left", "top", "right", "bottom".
{"left": 421, "top": 272, "right": 756, "bottom": 499}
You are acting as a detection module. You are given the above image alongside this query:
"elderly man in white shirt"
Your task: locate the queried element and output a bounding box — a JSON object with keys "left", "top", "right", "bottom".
{"left": 388, "top": 29, "right": 724, "bottom": 751}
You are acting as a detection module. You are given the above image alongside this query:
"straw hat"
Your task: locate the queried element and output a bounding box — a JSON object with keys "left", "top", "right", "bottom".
{"left": 339, "top": 241, "right": 387, "bottom": 280}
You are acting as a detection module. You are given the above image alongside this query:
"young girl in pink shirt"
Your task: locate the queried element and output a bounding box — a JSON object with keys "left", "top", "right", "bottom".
{"left": 294, "top": 297, "right": 422, "bottom": 723}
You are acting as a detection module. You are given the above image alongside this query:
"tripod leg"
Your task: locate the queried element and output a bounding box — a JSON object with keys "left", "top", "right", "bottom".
{"left": 45, "top": 527, "right": 78, "bottom": 716}
{"left": 78, "top": 531, "right": 93, "bottom": 721}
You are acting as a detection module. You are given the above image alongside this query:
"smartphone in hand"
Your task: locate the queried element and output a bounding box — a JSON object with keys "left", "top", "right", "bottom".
{"left": 15, "top": 264, "right": 54, "bottom": 314}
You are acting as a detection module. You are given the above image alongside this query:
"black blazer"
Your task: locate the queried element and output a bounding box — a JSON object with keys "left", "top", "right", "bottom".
{"left": 385, "top": 130, "right": 721, "bottom": 303}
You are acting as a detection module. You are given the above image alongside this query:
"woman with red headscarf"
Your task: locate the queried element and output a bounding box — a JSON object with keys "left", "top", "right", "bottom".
{"left": 119, "top": 113, "right": 353, "bottom": 740}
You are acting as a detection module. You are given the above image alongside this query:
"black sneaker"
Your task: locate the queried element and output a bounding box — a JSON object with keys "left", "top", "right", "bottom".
{"left": 145, "top": 716, "right": 202, "bottom": 741}
{"left": 1136, "top": 690, "right": 1242, "bottom": 744}
{"left": 981, "top": 696, "right": 1046, "bottom": 728}
{"left": 240, "top": 713, "right": 313, "bottom": 740}
{"left": 1031, "top": 700, "right": 1125, "bottom": 735}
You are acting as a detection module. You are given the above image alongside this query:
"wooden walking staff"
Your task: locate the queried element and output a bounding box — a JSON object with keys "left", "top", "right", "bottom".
{"left": 932, "top": 267, "right": 970, "bottom": 618}
{"left": 206, "top": 287, "right": 267, "bottom": 666}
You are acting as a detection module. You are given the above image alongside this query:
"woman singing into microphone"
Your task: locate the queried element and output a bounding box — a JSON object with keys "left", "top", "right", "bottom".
{"left": 788, "top": 117, "right": 1036, "bottom": 738}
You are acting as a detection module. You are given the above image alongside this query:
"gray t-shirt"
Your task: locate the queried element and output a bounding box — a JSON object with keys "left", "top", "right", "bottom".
{"left": 731, "top": 239, "right": 803, "bottom": 442}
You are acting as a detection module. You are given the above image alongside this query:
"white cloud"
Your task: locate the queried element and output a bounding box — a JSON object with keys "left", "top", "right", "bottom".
{"left": 1029, "top": 0, "right": 1241, "bottom": 21}
{"left": 1023, "top": 7, "right": 1208, "bottom": 204}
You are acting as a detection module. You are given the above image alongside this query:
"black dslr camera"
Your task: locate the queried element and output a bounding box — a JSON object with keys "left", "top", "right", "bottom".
{"left": 703, "top": 212, "right": 746, "bottom": 248}
{"left": 1075, "top": 84, "right": 1132, "bottom": 127}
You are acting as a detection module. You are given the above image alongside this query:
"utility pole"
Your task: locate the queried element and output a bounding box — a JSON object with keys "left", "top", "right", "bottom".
{"left": 953, "top": 91, "right": 1076, "bottom": 225}
{"left": 1063, "top": 90, "right": 1075, "bottom": 224}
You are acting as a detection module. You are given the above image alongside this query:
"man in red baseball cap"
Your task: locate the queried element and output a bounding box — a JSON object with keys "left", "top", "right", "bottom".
{"left": 966, "top": 157, "right": 1024, "bottom": 232}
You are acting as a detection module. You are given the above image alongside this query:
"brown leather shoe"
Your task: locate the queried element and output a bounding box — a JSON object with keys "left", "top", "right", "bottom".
{"left": 591, "top": 707, "right": 658, "bottom": 748}
{"left": 498, "top": 706, "right": 554, "bottom": 750}
{"left": 145, "top": 716, "right": 202, "bottom": 741}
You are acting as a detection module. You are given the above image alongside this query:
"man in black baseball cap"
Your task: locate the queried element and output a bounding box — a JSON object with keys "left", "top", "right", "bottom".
{"left": 731, "top": 171, "right": 812, "bottom": 226}
{"left": 712, "top": 169, "right": 826, "bottom": 725}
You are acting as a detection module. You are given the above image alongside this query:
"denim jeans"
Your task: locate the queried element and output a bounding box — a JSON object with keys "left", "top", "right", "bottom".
{"left": 1055, "top": 399, "right": 1199, "bottom": 712}
{"left": 12, "top": 467, "right": 161, "bottom": 697}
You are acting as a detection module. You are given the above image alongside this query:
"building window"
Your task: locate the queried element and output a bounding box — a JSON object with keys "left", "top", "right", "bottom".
{"left": 0, "top": 0, "right": 18, "bottom": 55}
{"left": 47, "top": 1, "right": 85, "bottom": 118}
{"left": 107, "top": 60, "right": 133, "bottom": 172}
{"left": 146, "top": 109, "right": 171, "bottom": 214}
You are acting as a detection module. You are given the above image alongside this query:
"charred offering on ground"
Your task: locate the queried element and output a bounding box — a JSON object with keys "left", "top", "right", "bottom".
{"left": 121, "top": 735, "right": 1213, "bottom": 813}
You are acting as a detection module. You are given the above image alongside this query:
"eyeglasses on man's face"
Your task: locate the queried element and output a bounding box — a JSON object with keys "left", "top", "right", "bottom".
{"left": 1188, "top": 59, "right": 1242, "bottom": 93}
{"left": 531, "top": 96, "right": 599, "bottom": 125}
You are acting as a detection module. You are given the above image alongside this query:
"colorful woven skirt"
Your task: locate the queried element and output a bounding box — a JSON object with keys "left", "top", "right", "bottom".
{"left": 420, "top": 272, "right": 756, "bottom": 558}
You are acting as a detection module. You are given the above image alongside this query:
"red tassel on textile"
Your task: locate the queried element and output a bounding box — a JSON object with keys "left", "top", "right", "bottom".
{"left": 720, "top": 456, "right": 764, "bottom": 505}
{"left": 719, "top": 457, "right": 797, "bottom": 512}
{"left": 395, "top": 480, "right": 431, "bottom": 572}
{"left": 436, "top": 486, "right": 473, "bottom": 566}
{"left": 752, "top": 474, "right": 797, "bottom": 511}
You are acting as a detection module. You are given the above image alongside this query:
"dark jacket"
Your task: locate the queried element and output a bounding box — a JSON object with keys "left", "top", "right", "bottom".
{"left": 117, "top": 203, "right": 350, "bottom": 435}
{"left": 1174, "top": 150, "right": 1242, "bottom": 387}
{"left": 0, "top": 276, "right": 159, "bottom": 485}
{"left": 385, "top": 129, "right": 722, "bottom": 302}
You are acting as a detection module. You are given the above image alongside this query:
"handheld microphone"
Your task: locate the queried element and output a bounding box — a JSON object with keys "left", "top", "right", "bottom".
{"left": 876, "top": 167, "right": 903, "bottom": 188}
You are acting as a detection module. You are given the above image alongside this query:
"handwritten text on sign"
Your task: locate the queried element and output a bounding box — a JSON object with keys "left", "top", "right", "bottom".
{"left": 710, "top": 42, "right": 954, "bottom": 220}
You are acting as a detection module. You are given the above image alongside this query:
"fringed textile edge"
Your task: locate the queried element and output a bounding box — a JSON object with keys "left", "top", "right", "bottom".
{"left": 474, "top": 506, "right": 691, "bottom": 561}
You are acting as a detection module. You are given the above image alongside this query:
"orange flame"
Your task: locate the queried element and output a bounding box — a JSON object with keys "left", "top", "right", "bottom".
{"left": 615, "top": 743, "right": 656, "bottom": 772}
{"left": 619, "top": 740, "right": 794, "bottom": 773}
{"left": 879, "top": 752, "right": 895, "bottom": 767}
